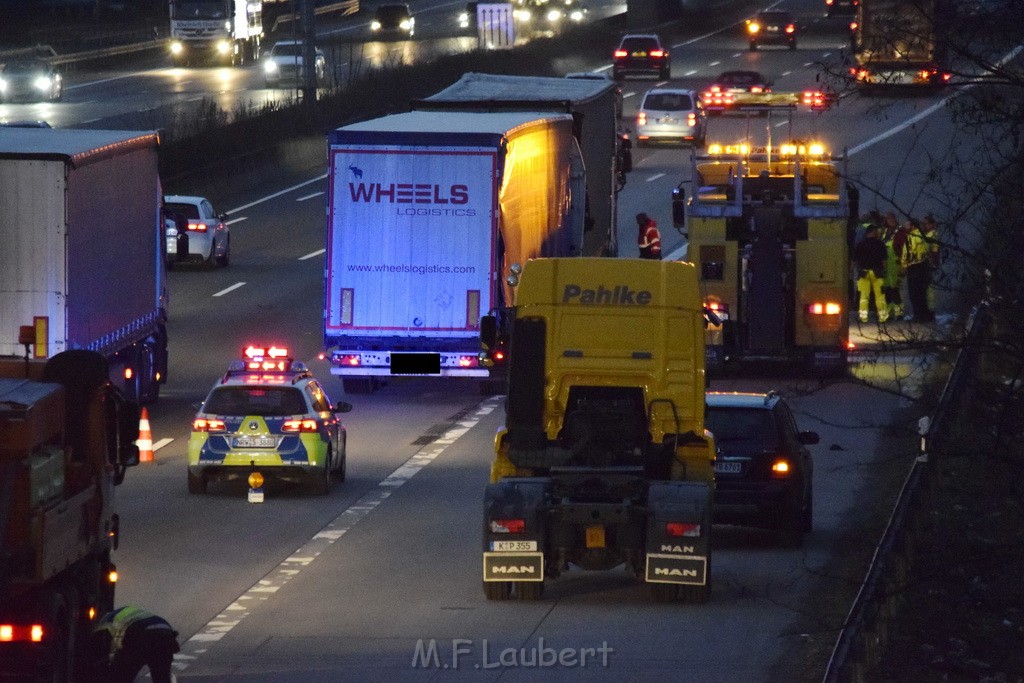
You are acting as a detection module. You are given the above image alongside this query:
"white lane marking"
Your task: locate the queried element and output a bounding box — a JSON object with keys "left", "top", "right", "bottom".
{"left": 803, "top": 62, "right": 813, "bottom": 67}
{"left": 624, "top": 91, "right": 637, "bottom": 98}
{"left": 732, "top": 52, "right": 741, "bottom": 58}
{"left": 172, "top": 398, "right": 500, "bottom": 672}
{"left": 296, "top": 191, "right": 324, "bottom": 201}
{"left": 685, "top": 70, "right": 697, "bottom": 76}
{"left": 224, "top": 217, "right": 247, "bottom": 225}
{"left": 81, "top": 117, "right": 102, "bottom": 124}
{"left": 710, "top": 60, "right": 721, "bottom": 66}
{"left": 849, "top": 44, "right": 1023, "bottom": 157}
{"left": 212, "top": 282, "right": 246, "bottom": 297}
{"left": 227, "top": 173, "right": 328, "bottom": 214}
{"left": 186, "top": 96, "right": 204, "bottom": 103}
{"left": 774, "top": 121, "right": 788, "bottom": 127}
{"left": 647, "top": 173, "right": 666, "bottom": 182}
{"left": 782, "top": 70, "right": 792, "bottom": 76}
{"left": 823, "top": 52, "right": 832, "bottom": 58}
{"left": 298, "top": 248, "right": 326, "bottom": 261}
{"left": 153, "top": 438, "right": 174, "bottom": 452}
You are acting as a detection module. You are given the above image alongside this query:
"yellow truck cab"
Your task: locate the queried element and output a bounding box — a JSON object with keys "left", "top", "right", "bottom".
{"left": 673, "top": 140, "right": 851, "bottom": 373}
{"left": 481, "top": 257, "right": 716, "bottom": 603}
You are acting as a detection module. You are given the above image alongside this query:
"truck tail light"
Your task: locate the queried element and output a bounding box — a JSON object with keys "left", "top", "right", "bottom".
{"left": 193, "top": 418, "right": 226, "bottom": 432}
{"left": 849, "top": 21, "right": 858, "bottom": 30}
{"left": 666, "top": 522, "right": 701, "bottom": 537}
{"left": 337, "top": 354, "right": 361, "bottom": 366}
{"left": 282, "top": 419, "right": 318, "bottom": 432}
{"left": 0, "top": 624, "right": 45, "bottom": 643}
{"left": 751, "top": 86, "right": 764, "bottom": 93}
{"left": 785, "top": 24, "right": 795, "bottom": 33}
{"left": 458, "top": 355, "right": 477, "bottom": 368}
{"left": 490, "top": 519, "right": 525, "bottom": 534}
{"left": 187, "top": 221, "right": 207, "bottom": 232}
{"left": 650, "top": 49, "right": 665, "bottom": 57}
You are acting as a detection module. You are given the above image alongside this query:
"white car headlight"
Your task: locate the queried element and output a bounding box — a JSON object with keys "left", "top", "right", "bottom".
{"left": 170, "top": 41, "right": 184, "bottom": 55}
{"left": 371, "top": 20, "right": 382, "bottom": 30}
{"left": 263, "top": 60, "right": 278, "bottom": 73}
{"left": 547, "top": 9, "right": 561, "bottom": 20}
{"left": 34, "top": 76, "right": 52, "bottom": 91}
{"left": 400, "top": 19, "right": 412, "bottom": 29}
{"left": 515, "top": 9, "right": 531, "bottom": 20}
{"left": 570, "top": 9, "right": 583, "bottom": 20}
{"left": 216, "top": 40, "right": 231, "bottom": 54}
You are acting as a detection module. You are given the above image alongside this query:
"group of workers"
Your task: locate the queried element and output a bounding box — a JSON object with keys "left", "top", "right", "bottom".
{"left": 853, "top": 210, "right": 940, "bottom": 324}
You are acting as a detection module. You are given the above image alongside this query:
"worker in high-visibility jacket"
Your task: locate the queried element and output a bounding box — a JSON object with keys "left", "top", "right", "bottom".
{"left": 882, "top": 213, "right": 909, "bottom": 320}
{"left": 636, "top": 213, "right": 662, "bottom": 260}
{"left": 853, "top": 225, "right": 889, "bottom": 323}
{"left": 84, "top": 606, "right": 180, "bottom": 683}
{"left": 903, "top": 216, "right": 939, "bottom": 322}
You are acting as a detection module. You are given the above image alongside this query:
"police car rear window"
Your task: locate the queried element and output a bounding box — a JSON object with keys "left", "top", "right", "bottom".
{"left": 705, "top": 407, "right": 779, "bottom": 445}
{"left": 204, "top": 387, "right": 307, "bottom": 416}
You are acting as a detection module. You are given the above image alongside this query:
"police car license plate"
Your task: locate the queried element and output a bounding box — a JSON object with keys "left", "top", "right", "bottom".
{"left": 490, "top": 540, "right": 537, "bottom": 552}
{"left": 714, "top": 461, "right": 742, "bottom": 474}
{"left": 233, "top": 436, "right": 276, "bottom": 448}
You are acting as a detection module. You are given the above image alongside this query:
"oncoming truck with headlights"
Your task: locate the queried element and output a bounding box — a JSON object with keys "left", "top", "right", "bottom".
{"left": 481, "top": 257, "right": 716, "bottom": 603}
{"left": 169, "top": 0, "right": 264, "bottom": 66}
{"left": 672, "top": 139, "right": 852, "bottom": 373}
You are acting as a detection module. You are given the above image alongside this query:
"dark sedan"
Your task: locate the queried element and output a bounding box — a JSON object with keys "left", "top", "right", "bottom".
{"left": 0, "top": 59, "right": 63, "bottom": 102}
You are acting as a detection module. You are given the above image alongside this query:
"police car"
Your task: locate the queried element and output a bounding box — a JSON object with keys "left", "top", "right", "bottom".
{"left": 187, "top": 345, "right": 352, "bottom": 495}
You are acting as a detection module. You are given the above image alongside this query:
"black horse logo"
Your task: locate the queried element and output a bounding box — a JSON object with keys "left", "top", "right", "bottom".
{"left": 348, "top": 165, "right": 363, "bottom": 179}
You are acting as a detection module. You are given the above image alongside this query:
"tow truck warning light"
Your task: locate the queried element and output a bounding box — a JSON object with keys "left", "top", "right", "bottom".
{"left": 705, "top": 142, "right": 827, "bottom": 157}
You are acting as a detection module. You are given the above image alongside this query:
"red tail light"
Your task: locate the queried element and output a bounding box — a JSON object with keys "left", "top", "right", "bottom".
{"left": 650, "top": 49, "right": 665, "bottom": 57}
{"left": 193, "top": 418, "right": 226, "bottom": 432}
{"left": 666, "top": 522, "right": 701, "bottom": 537}
{"left": 490, "top": 519, "right": 525, "bottom": 533}
{"left": 709, "top": 85, "right": 721, "bottom": 93}
{"left": 771, "top": 459, "right": 792, "bottom": 476}
{"left": 849, "top": 21, "right": 858, "bottom": 30}
{"left": 186, "top": 221, "right": 207, "bottom": 232}
{"left": 0, "top": 624, "right": 45, "bottom": 643}
{"left": 282, "top": 419, "right": 319, "bottom": 432}
{"left": 492, "top": 350, "right": 505, "bottom": 362}
{"left": 785, "top": 24, "right": 795, "bottom": 33}
{"left": 751, "top": 86, "right": 764, "bottom": 93}
{"left": 825, "top": 0, "right": 834, "bottom": 4}
{"left": 807, "top": 302, "right": 842, "bottom": 315}
{"left": 613, "top": 49, "right": 627, "bottom": 58}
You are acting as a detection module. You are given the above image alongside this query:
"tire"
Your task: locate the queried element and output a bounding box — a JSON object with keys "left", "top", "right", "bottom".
{"left": 331, "top": 436, "right": 347, "bottom": 482}
{"left": 514, "top": 581, "right": 544, "bottom": 600}
{"left": 484, "top": 581, "right": 512, "bottom": 600}
{"left": 188, "top": 470, "right": 207, "bottom": 494}
{"left": 344, "top": 378, "right": 375, "bottom": 394}
{"left": 217, "top": 236, "right": 230, "bottom": 267}
{"left": 310, "top": 451, "right": 332, "bottom": 495}
{"left": 803, "top": 489, "right": 813, "bottom": 532}
{"left": 650, "top": 583, "right": 678, "bottom": 602}
{"left": 204, "top": 243, "right": 218, "bottom": 269}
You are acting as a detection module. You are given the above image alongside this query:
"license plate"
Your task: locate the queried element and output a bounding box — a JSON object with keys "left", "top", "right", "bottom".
{"left": 632, "top": 51, "right": 647, "bottom": 57}
{"left": 767, "top": 25, "right": 779, "bottom": 30}
{"left": 714, "top": 461, "right": 742, "bottom": 474}
{"left": 585, "top": 524, "right": 606, "bottom": 548}
{"left": 233, "top": 436, "right": 276, "bottom": 448}
{"left": 658, "top": 117, "right": 676, "bottom": 124}
{"left": 490, "top": 540, "right": 538, "bottom": 552}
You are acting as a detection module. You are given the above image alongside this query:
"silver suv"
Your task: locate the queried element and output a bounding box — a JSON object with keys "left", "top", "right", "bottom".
{"left": 635, "top": 88, "right": 706, "bottom": 147}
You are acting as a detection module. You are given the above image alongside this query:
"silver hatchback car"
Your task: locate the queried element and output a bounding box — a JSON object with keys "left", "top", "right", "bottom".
{"left": 635, "top": 88, "right": 706, "bottom": 147}
{"left": 164, "top": 195, "right": 230, "bottom": 268}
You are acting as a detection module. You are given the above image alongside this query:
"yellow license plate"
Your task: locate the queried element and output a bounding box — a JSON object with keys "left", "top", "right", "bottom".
{"left": 585, "top": 524, "right": 606, "bottom": 548}
{"left": 632, "top": 51, "right": 647, "bottom": 57}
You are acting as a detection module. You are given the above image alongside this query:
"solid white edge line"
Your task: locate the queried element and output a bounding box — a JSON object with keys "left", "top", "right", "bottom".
{"left": 296, "top": 191, "right": 324, "bottom": 202}
{"left": 212, "top": 282, "right": 246, "bottom": 297}
{"left": 224, "top": 217, "right": 247, "bottom": 225}
{"left": 226, "top": 173, "right": 328, "bottom": 214}
{"left": 298, "top": 248, "right": 326, "bottom": 261}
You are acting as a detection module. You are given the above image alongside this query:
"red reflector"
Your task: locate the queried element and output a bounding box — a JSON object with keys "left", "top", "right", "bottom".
{"left": 492, "top": 350, "right": 505, "bottom": 361}
{"left": 666, "top": 522, "right": 701, "bottom": 538}
{"left": 785, "top": 24, "right": 795, "bottom": 33}
{"left": 283, "top": 419, "right": 318, "bottom": 432}
{"left": 490, "top": 519, "right": 525, "bottom": 533}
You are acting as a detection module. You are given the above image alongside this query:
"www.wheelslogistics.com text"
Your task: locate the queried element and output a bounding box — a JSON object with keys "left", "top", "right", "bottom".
{"left": 411, "top": 638, "right": 614, "bottom": 670}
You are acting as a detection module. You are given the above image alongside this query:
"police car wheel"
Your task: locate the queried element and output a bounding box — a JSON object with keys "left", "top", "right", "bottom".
{"left": 187, "top": 471, "right": 207, "bottom": 494}
{"left": 330, "top": 440, "right": 346, "bottom": 482}
{"left": 310, "top": 453, "right": 332, "bottom": 495}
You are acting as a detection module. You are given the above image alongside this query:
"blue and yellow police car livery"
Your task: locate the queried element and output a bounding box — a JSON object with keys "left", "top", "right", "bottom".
{"left": 187, "top": 345, "right": 352, "bottom": 495}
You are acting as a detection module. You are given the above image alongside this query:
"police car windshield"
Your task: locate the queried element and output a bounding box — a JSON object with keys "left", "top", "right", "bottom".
{"left": 204, "top": 387, "right": 307, "bottom": 416}
{"left": 705, "top": 407, "right": 778, "bottom": 445}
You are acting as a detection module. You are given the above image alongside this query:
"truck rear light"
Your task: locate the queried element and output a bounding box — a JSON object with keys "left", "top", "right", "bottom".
{"left": 807, "top": 302, "right": 842, "bottom": 315}
{"left": 0, "top": 624, "right": 45, "bottom": 643}
{"left": 613, "top": 49, "right": 627, "bottom": 58}
{"left": 107, "top": 569, "right": 118, "bottom": 583}
{"left": 193, "top": 418, "right": 226, "bottom": 432}
{"left": 771, "top": 459, "right": 791, "bottom": 476}
{"left": 493, "top": 350, "right": 505, "bottom": 362}
{"left": 490, "top": 519, "right": 525, "bottom": 534}
{"left": 458, "top": 355, "right": 477, "bottom": 368}
{"left": 849, "top": 21, "right": 858, "bottom": 30}
{"left": 124, "top": 367, "right": 133, "bottom": 380}
{"left": 826, "top": 0, "right": 833, "bottom": 5}
{"left": 338, "top": 354, "right": 361, "bottom": 366}
{"left": 283, "top": 419, "right": 318, "bottom": 432}
{"left": 187, "top": 221, "right": 207, "bottom": 232}
{"left": 666, "top": 522, "right": 701, "bottom": 537}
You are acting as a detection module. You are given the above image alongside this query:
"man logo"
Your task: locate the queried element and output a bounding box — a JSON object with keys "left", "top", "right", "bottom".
{"left": 654, "top": 567, "right": 698, "bottom": 578}
{"left": 660, "top": 545, "right": 695, "bottom": 554}
{"left": 491, "top": 566, "right": 536, "bottom": 575}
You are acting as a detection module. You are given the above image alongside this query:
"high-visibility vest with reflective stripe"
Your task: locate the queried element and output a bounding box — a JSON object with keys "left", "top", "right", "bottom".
{"left": 94, "top": 606, "right": 157, "bottom": 657}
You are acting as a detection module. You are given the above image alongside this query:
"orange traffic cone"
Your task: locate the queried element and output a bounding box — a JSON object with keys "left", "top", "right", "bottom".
{"left": 138, "top": 407, "right": 154, "bottom": 463}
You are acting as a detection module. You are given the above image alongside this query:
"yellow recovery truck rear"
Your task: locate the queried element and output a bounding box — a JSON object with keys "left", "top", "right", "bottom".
{"left": 480, "top": 258, "right": 716, "bottom": 603}
{"left": 672, "top": 138, "right": 852, "bottom": 373}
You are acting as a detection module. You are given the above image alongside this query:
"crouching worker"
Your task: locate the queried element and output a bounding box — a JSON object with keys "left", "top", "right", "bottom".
{"left": 84, "top": 606, "right": 181, "bottom": 683}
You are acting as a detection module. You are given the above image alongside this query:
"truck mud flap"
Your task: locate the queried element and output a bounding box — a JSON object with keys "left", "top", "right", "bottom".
{"left": 645, "top": 481, "right": 711, "bottom": 586}
{"left": 483, "top": 552, "right": 544, "bottom": 582}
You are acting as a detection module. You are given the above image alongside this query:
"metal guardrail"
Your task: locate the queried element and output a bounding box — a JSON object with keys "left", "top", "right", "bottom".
{"left": 0, "top": 39, "right": 164, "bottom": 66}
{"left": 822, "top": 303, "right": 991, "bottom": 682}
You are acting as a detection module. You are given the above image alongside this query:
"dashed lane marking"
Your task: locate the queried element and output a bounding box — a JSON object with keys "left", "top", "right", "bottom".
{"left": 153, "top": 438, "right": 173, "bottom": 452}
{"left": 172, "top": 397, "right": 500, "bottom": 674}
{"left": 224, "top": 217, "right": 247, "bottom": 225}
{"left": 298, "top": 248, "right": 326, "bottom": 261}
{"left": 212, "top": 282, "right": 245, "bottom": 297}
{"left": 647, "top": 173, "right": 666, "bottom": 182}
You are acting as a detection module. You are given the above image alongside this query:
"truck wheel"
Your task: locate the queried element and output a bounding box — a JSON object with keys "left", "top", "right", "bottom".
{"left": 188, "top": 471, "right": 207, "bottom": 494}
{"left": 344, "top": 378, "right": 375, "bottom": 394}
{"left": 483, "top": 581, "right": 512, "bottom": 601}
{"left": 514, "top": 581, "right": 544, "bottom": 600}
